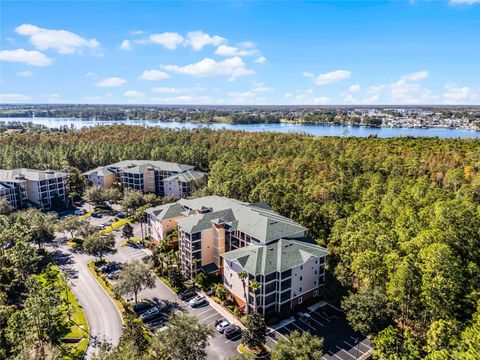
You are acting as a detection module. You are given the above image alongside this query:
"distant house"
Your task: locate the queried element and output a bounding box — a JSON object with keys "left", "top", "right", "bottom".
{"left": 145, "top": 195, "right": 329, "bottom": 317}
{"left": 83, "top": 160, "right": 207, "bottom": 198}
{"left": 0, "top": 168, "right": 68, "bottom": 210}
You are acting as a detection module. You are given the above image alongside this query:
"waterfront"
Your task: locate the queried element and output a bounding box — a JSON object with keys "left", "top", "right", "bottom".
{"left": 1, "top": 117, "right": 480, "bottom": 138}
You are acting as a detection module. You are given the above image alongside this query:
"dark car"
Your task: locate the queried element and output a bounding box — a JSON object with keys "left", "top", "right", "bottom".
{"left": 91, "top": 212, "right": 102, "bottom": 218}
{"left": 116, "top": 212, "right": 127, "bottom": 219}
{"left": 133, "top": 301, "right": 154, "bottom": 315}
{"left": 99, "top": 262, "right": 122, "bottom": 274}
{"left": 224, "top": 325, "right": 241, "bottom": 339}
{"left": 140, "top": 306, "right": 162, "bottom": 323}
{"left": 178, "top": 288, "right": 197, "bottom": 301}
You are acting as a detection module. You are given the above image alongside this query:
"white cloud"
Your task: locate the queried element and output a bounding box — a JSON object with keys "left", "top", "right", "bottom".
{"left": 311, "top": 96, "right": 331, "bottom": 104}
{"left": 389, "top": 70, "right": 436, "bottom": 104}
{"left": 449, "top": 0, "right": 480, "bottom": 4}
{"left": 229, "top": 91, "right": 257, "bottom": 103}
{"left": 161, "top": 57, "right": 254, "bottom": 81}
{"left": 15, "top": 23, "right": 101, "bottom": 55}
{"left": 0, "top": 93, "right": 32, "bottom": 103}
{"left": 149, "top": 95, "right": 212, "bottom": 104}
{"left": 85, "top": 72, "right": 97, "bottom": 78}
{"left": 238, "top": 41, "right": 255, "bottom": 48}
{"left": 124, "top": 90, "right": 144, "bottom": 97}
{"left": 401, "top": 70, "right": 428, "bottom": 81}
{"left": 95, "top": 77, "right": 127, "bottom": 87}
{"left": 130, "top": 30, "right": 144, "bottom": 36}
{"left": 139, "top": 70, "right": 170, "bottom": 81}
{"left": 348, "top": 84, "right": 361, "bottom": 93}
{"left": 305, "top": 70, "right": 351, "bottom": 85}
{"left": 0, "top": 48, "right": 52, "bottom": 66}
{"left": 251, "top": 83, "right": 273, "bottom": 92}
{"left": 152, "top": 86, "right": 206, "bottom": 94}
{"left": 254, "top": 56, "right": 267, "bottom": 64}
{"left": 442, "top": 84, "right": 478, "bottom": 104}
{"left": 149, "top": 32, "right": 184, "bottom": 50}
{"left": 16, "top": 70, "right": 33, "bottom": 77}
{"left": 185, "top": 31, "right": 225, "bottom": 51}
{"left": 362, "top": 94, "right": 379, "bottom": 104}
{"left": 120, "top": 40, "right": 132, "bottom": 51}
{"left": 214, "top": 44, "right": 258, "bottom": 57}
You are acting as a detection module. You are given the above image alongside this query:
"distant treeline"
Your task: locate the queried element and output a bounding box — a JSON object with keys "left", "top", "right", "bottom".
{"left": 1, "top": 105, "right": 479, "bottom": 128}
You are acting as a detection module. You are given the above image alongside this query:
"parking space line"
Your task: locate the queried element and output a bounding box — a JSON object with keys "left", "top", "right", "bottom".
{"left": 291, "top": 322, "right": 309, "bottom": 333}
{"left": 343, "top": 341, "right": 365, "bottom": 355}
{"left": 300, "top": 319, "right": 317, "bottom": 331}
{"left": 269, "top": 329, "right": 288, "bottom": 341}
{"left": 313, "top": 311, "right": 332, "bottom": 323}
{"left": 195, "top": 307, "right": 215, "bottom": 317}
{"left": 308, "top": 316, "right": 325, "bottom": 328}
{"left": 224, "top": 334, "right": 241, "bottom": 343}
{"left": 327, "top": 351, "right": 344, "bottom": 360}
{"left": 200, "top": 312, "right": 219, "bottom": 323}
{"left": 337, "top": 346, "right": 357, "bottom": 359}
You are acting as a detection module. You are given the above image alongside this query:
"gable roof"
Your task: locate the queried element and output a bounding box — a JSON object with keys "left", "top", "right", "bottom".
{"left": 108, "top": 160, "right": 194, "bottom": 173}
{"left": 163, "top": 170, "right": 207, "bottom": 183}
{"left": 83, "top": 166, "right": 115, "bottom": 176}
{"left": 145, "top": 202, "right": 185, "bottom": 221}
{"left": 0, "top": 168, "right": 68, "bottom": 182}
{"left": 221, "top": 238, "right": 329, "bottom": 276}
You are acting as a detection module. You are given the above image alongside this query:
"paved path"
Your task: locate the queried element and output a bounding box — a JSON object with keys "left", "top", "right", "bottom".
{"left": 49, "top": 238, "right": 122, "bottom": 359}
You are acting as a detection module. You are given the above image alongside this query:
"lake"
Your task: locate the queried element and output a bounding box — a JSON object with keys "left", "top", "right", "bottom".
{"left": 1, "top": 117, "right": 480, "bottom": 138}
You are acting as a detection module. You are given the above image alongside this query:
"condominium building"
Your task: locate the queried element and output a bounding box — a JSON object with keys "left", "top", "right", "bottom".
{"left": 83, "top": 160, "right": 206, "bottom": 197}
{"left": 146, "top": 195, "right": 328, "bottom": 317}
{"left": 0, "top": 168, "right": 68, "bottom": 210}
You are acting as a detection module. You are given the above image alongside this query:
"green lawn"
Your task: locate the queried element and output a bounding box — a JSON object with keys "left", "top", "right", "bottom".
{"left": 101, "top": 217, "right": 131, "bottom": 234}
{"left": 37, "top": 265, "right": 89, "bottom": 359}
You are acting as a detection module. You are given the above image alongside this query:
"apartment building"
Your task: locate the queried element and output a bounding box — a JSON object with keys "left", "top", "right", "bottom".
{"left": 83, "top": 160, "right": 206, "bottom": 197}
{"left": 0, "top": 168, "right": 68, "bottom": 210}
{"left": 0, "top": 182, "right": 20, "bottom": 209}
{"left": 145, "top": 195, "right": 328, "bottom": 317}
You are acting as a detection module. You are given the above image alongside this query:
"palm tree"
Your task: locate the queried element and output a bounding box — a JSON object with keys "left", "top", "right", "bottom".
{"left": 248, "top": 279, "right": 261, "bottom": 312}
{"left": 238, "top": 271, "right": 249, "bottom": 314}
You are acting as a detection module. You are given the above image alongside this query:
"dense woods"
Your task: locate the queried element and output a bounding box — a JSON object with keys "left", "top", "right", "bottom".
{"left": 1, "top": 126, "right": 479, "bottom": 358}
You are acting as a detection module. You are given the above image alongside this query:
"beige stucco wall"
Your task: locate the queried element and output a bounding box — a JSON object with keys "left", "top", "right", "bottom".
{"left": 144, "top": 170, "right": 156, "bottom": 193}
{"left": 163, "top": 179, "right": 181, "bottom": 198}
{"left": 290, "top": 255, "right": 323, "bottom": 299}
{"left": 223, "top": 260, "right": 248, "bottom": 304}
{"left": 200, "top": 228, "right": 215, "bottom": 266}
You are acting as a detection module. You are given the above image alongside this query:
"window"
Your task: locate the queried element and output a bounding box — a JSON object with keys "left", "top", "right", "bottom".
{"left": 300, "top": 265, "right": 303, "bottom": 270}
{"left": 314, "top": 281, "right": 317, "bottom": 285}
{"left": 265, "top": 272, "right": 277, "bottom": 283}
{"left": 281, "top": 278, "right": 291, "bottom": 291}
{"left": 280, "top": 290, "right": 291, "bottom": 302}
{"left": 313, "top": 290, "right": 318, "bottom": 297}
{"left": 299, "top": 276, "right": 303, "bottom": 281}
{"left": 298, "top": 297, "right": 303, "bottom": 304}
{"left": 320, "top": 257, "right": 325, "bottom": 264}
{"left": 281, "top": 269, "right": 292, "bottom": 278}
{"left": 299, "top": 287, "right": 302, "bottom": 293}
{"left": 314, "top": 270, "right": 318, "bottom": 275}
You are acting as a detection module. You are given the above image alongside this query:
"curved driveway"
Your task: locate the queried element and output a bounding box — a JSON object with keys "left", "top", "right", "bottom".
{"left": 50, "top": 241, "right": 122, "bottom": 359}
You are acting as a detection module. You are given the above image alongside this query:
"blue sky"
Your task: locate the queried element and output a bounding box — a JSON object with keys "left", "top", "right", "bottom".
{"left": 1, "top": 0, "right": 479, "bottom": 105}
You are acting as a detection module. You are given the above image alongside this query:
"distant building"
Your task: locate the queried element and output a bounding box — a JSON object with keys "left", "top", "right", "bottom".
{"left": 146, "top": 195, "right": 328, "bottom": 317}
{"left": 83, "top": 160, "right": 207, "bottom": 197}
{"left": 0, "top": 168, "right": 68, "bottom": 210}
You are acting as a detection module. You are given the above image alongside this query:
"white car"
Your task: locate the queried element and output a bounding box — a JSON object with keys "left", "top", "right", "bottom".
{"left": 189, "top": 295, "right": 207, "bottom": 308}
{"left": 216, "top": 320, "right": 231, "bottom": 333}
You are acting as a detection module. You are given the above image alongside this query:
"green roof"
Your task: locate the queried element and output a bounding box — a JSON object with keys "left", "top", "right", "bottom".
{"left": 163, "top": 170, "right": 207, "bottom": 183}
{"left": 221, "top": 238, "right": 329, "bottom": 276}
{"left": 145, "top": 203, "right": 185, "bottom": 220}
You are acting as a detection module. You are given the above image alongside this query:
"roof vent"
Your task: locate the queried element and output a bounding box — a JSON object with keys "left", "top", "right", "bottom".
{"left": 45, "top": 170, "right": 54, "bottom": 174}
{"left": 147, "top": 166, "right": 154, "bottom": 171}
{"left": 14, "top": 174, "right": 25, "bottom": 180}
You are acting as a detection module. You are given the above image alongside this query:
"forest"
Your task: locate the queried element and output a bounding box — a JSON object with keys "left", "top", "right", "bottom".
{"left": 0, "top": 125, "right": 479, "bottom": 359}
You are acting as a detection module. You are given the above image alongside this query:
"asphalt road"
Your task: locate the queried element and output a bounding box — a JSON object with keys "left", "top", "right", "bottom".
{"left": 49, "top": 237, "right": 122, "bottom": 359}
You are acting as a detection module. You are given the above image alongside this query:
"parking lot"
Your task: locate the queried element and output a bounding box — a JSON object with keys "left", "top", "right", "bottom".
{"left": 267, "top": 303, "right": 372, "bottom": 360}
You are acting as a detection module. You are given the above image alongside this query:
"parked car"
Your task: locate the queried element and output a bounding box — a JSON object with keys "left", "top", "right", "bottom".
{"left": 178, "top": 288, "right": 197, "bottom": 301}
{"left": 216, "top": 320, "right": 232, "bottom": 333}
{"left": 189, "top": 295, "right": 207, "bottom": 308}
{"left": 73, "top": 200, "right": 84, "bottom": 207}
{"left": 91, "top": 212, "right": 102, "bottom": 218}
{"left": 133, "top": 301, "right": 154, "bottom": 315}
{"left": 74, "top": 209, "right": 85, "bottom": 216}
{"left": 107, "top": 269, "right": 122, "bottom": 279}
{"left": 224, "top": 325, "right": 241, "bottom": 339}
{"left": 140, "top": 306, "right": 162, "bottom": 323}
{"left": 99, "top": 262, "right": 122, "bottom": 274}
{"left": 116, "top": 212, "right": 127, "bottom": 219}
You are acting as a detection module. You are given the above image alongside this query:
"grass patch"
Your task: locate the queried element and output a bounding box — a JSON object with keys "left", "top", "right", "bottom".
{"left": 130, "top": 237, "right": 141, "bottom": 242}
{"left": 101, "top": 218, "right": 131, "bottom": 234}
{"left": 37, "top": 265, "right": 89, "bottom": 359}
{"left": 120, "top": 241, "right": 128, "bottom": 247}
{"left": 157, "top": 273, "right": 180, "bottom": 294}
{"left": 87, "top": 262, "right": 125, "bottom": 315}
{"left": 78, "top": 212, "right": 91, "bottom": 220}
{"left": 238, "top": 343, "right": 270, "bottom": 357}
